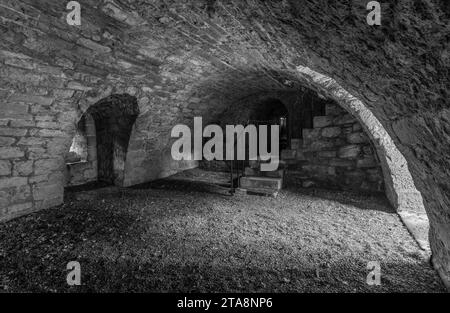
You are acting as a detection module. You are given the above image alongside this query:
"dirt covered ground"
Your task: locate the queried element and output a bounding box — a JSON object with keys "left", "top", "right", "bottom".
{"left": 0, "top": 179, "right": 445, "bottom": 292}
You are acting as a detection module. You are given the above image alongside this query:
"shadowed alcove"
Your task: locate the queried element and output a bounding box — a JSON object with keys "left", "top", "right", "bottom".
{"left": 87, "top": 94, "right": 140, "bottom": 186}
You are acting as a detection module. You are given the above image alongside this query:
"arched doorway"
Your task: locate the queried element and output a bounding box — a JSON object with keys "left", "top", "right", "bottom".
{"left": 87, "top": 94, "right": 139, "bottom": 187}
{"left": 250, "top": 98, "right": 289, "bottom": 151}
{"left": 293, "top": 66, "right": 430, "bottom": 252}
{"left": 65, "top": 94, "right": 139, "bottom": 188}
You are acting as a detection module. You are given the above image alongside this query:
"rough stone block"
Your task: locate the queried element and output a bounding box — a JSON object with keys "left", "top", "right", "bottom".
{"left": 353, "top": 123, "right": 362, "bottom": 131}
{"left": 9, "top": 94, "right": 54, "bottom": 106}
{"left": 0, "top": 137, "right": 16, "bottom": 146}
{"left": 334, "top": 114, "right": 356, "bottom": 125}
{"left": 102, "top": 2, "right": 143, "bottom": 25}
{"left": 34, "top": 159, "right": 62, "bottom": 175}
{"left": 47, "top": 138, "right": 68, "bottom": 154}
{"left": 245, "top": 167, "right": 258, "bottom": 176}
{"left": 38, "top": 129, "right": 67, "bottom": 137}
{"left": 367, "top": 170, "right": 383, "bottom": 182}
{"left": 0, "top": 177, "right": 28, "bottom": 189}
{"left": 249, "top": 160, "right": 259, "bottom": 169}
{"left": 10, "top": 119, "right": 35, "bottom": 128}
{"left": 0, "top": 128, "right": 28, "bottom": 136}
{"left": 302, "top": 180, "right": 316, "bottom": 188}
{"left": 83, "top": 168, "right": 97, "bottom": 179}
{"left": 310, "top": 140, "right": 335, "bottom": 151}
{"left": 13, "top": 161, "right": 33, "bottom": 176}
{"left": 52, "top": 89, "right": 75, "bottom": 99}
{"left": 0, "top": 147, "right": 25, "bottom": 159}
{"left": 338, "top": 145, "right": 361, "bottom": 159}
{"left": 0, "top": 160, "right": 11, "bottom": 176}
{"left": 363, "top": 146, "right": 374, "bottom": 155}
{"left": 77, "top": 38, "right": 111, "bottom": 54}
{"left": 357, "top": 157, "right": 377, "bottom": 168}
{"left": 0, "top": 191, "right": 9, "bottom": 208}
{"left": 322, "top": 127, "right": 341, "bottom": 138}
{"left": 302, "top": 128, "right": 321, "bottom": 142}
{"left": 329, "top": 158, "right": 354, "bottom": 167}
{"left": 328, "top": 166, "right": 336, "bottom": 175}
{"left": 302, "top": 164, "right": 329, "bottom": 176}
{"left": 347, "top": 132, "right": 369, "bottom": 144}
{"left": 5, "top": 202, "right": 33, "bottom": 218}
{"left": 29, "top": 175, "right": 48, "bottom": 184}
{"left": 290, "top": 138, "right": 302, "bottom": 150}
{"left": 325, "top": 103, "right": 342, "bottom": 116}
{"left": 11, "top": 184, "right": 31, "bottom": 202}
{"left": 313, "top": 116, "right": 333, "bottom": 128}
{"left": 240, "top": 176, "right": 282, "bottom": 190}
{"left": 33, "top": 183, "right": 63, "bottom": 201}
{"left": 296, "top": 150, "right": 306, "bottom": 160}
{"left": 342, "top": 126, "right": 353, "bottom": 134}
{"left": 17, "top": 137, "right": 46, "bottom": 146}
{"left": 5, "top": 58, "right": 34, "bottom": 70}
{"left": 318, "top": 151, "right": 337, "bottom": 158}
{"left": 37, "top": 121, "right": 61, "bottom": 129}
{"left": 34, "top": 196, "right": 63, "bottom": 210}
{"left": 345, "top": 170, "right": 365, "bottom": 181}
{"left": 34, "top": 115, "right": 54, "bottom": 122}
{"left": 67, "top": 81, "right": 93, "bottom": 91}
{"left": 27, "top": 147, "right": 47, "bottom": 160}
{"left": 281, "top": 149, "right": 297, "bottom": 159}
{"left": 0, "top": 103, "right": 29, "bottom": 119}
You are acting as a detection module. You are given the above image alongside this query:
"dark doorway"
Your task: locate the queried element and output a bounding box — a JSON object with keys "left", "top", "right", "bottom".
{"left": 250, "top": 98, "right": 289, "bottom": 151}
{"left": 86, "top": 94, "right": 139, "bottom": 186}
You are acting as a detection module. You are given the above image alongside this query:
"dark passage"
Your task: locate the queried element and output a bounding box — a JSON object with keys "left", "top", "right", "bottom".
{"left": 87, "top": 95, "right": 139, "bottom": 186}
{"left": 250, "top": 98, "right": 289, "bottom": 150}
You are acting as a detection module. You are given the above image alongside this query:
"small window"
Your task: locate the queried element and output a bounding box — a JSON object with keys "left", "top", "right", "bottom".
{"left": 67, "top": 117, "right": 88, "bottom": 163}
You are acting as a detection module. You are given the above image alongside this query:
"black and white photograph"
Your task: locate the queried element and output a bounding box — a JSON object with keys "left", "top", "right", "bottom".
{"left": 0, "top": 0, "right": 448, "bottom": 307}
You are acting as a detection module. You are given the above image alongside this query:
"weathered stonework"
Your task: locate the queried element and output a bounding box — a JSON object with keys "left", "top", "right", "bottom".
{"left": 0, "top": 0, "right": 448, "bottom": 287}
{"left": 288, "top": 103, "right": 384, "bottom": 193}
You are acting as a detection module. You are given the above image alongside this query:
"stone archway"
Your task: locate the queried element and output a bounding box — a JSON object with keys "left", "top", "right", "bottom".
{"left": 293, "top": 65, "right": 430, "bottom": 252}
{"left": 85, "top": 94, "right": 140, "bottom": 187}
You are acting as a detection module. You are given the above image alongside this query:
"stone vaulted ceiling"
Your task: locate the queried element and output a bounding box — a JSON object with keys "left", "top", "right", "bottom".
{"left": 0, "top": 0, "right": 449, "bottom": 286}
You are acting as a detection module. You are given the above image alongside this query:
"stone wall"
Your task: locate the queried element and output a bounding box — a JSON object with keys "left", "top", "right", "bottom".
{"left": 0, "top": 0, "right": 448, "bottom": 287}
{"left": 199, "top": 160, "right": 230, "bottom": 173}
{"left": 288, "top": 103, "right": 384, "bottom": 193}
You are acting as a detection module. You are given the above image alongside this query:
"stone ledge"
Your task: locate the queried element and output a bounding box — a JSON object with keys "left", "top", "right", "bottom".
{"left": 398, "top": 211, "right": 430, "bottom": 252}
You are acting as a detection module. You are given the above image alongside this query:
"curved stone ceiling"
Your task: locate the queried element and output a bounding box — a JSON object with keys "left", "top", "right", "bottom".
{"left": 0, "top": 0, "right": 448, "bottom": 287}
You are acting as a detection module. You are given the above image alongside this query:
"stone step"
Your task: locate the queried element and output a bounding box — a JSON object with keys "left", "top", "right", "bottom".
{"left": 235, "top": 187, "right": 278, "bottom": 198}
{"left": 240, "top": 176, "right": 283, "bottom": 190}
{"left": 244, "top": 167, "right": 284, "bottom": 178}
{"left": 248, "top": 157, "right": 277, "bottom": 168}
{"left": 248, "top": 158, "right": 287, "bottom": 170}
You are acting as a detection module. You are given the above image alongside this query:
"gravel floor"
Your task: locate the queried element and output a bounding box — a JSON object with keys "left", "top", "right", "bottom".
{"left": 0, "top": 179, "right": 445, "bottom": 292}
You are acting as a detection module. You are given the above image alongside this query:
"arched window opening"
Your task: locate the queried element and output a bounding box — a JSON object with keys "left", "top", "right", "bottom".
{"left": 65, "top": 114, "right": 97, "bottom": 187}
{"left": 65, "top": 94, "right": 139, "bottom": 188}
{"left": 68, "top": 116, "right": 88, "bottom": 163}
